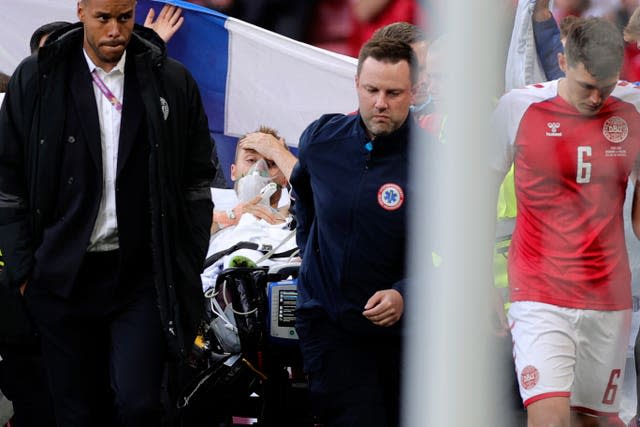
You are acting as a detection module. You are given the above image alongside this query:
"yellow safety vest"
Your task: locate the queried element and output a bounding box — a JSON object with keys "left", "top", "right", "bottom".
{"left": 495, "top": 165, "right": 516, "bottom": 311}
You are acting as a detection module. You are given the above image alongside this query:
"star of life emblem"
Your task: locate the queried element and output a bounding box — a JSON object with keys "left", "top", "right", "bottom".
{"left": 603, "top": 116, "right": 628, "bottom": 143}
{"left": 377, "top": 183, "right": 404, "bottom": 211}
{"left": 546, "top": 122, "right": 562, "bottom": 137}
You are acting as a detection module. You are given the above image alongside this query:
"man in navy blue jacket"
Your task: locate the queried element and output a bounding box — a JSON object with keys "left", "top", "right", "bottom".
{"left": 290, "top": 38, "right": 415, "bottom": 427}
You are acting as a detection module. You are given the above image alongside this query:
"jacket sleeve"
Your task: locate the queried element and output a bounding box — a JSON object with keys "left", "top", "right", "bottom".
{"left": 391, "top": 278, "right": 406, "bottom": 299}
{"left": 533, "top": 16, "right": 564, "bottom": 81}
{"left": 183, "top": 72, "right": 215, "bottom": 264}
{"left": 0, "top": 64, "right": 36, "bottom": 289}
{"left": 290, "top": 123, "right": 316, "bottom": 257}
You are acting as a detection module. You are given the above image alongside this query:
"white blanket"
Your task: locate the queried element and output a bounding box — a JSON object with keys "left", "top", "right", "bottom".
{"left": 201, "top": 213, "right": 298, "bottom": 292}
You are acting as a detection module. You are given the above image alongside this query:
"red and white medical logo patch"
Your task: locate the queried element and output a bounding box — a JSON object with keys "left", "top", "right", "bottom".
{"left": 603, "top": 116, "right": 628, "bottom": 143}
{"left": 377, "top": 183, "right": 404, "bottom": 211}
{"left": 521, "top": 365, "right": 539, "bottom": 390}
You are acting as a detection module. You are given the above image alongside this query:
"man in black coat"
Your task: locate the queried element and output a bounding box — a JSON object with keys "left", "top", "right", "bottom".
{"left": 0, "top": 22, "right": 67, "bottom": 427}
{"left": 0, "top": 0, "right": 214, "bottom": 425}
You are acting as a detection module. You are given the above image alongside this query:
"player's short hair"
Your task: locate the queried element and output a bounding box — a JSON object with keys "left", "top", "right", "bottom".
{"left": 564, "top": 17, "right": 624, "bottom": 80}
{"left": 559, "top": 16, "right": 584, "bottom": 41}
{"left": 371, "top": 22, "right": 427, "bottom": 46}
{"left": 29, "top": 21, "right": 72, "bottom": 54}
{"left": 357, "top": 38, "right": 417, "bottom": 84}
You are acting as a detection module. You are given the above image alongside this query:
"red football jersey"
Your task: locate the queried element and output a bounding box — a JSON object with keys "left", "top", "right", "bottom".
{"left": 491, "top": 80, "right": 640, "bottom": 310}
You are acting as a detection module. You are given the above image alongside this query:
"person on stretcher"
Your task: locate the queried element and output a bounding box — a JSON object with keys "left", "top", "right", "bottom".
{"left": 203, "top": 127, "right": 298, "bottom": 292}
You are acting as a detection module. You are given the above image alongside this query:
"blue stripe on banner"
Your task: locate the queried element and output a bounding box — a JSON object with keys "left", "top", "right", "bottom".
{"left": 136, "top": 0, "right": 235, "bottom": 186}
{"left": 136, "top": 0, "right": 228, "bottom": 135}
{"left": 136, "top": 0, "right": 327, "bottom": 187}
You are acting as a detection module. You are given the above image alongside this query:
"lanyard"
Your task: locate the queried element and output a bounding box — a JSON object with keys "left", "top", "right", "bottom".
{"left": 91, "top": 69, "right": 122, "bottom": 112}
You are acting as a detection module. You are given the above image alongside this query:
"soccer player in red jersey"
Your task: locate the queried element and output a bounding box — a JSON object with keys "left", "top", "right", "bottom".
{"left": 491, "top": 17, "right": 640, "bottom": 427}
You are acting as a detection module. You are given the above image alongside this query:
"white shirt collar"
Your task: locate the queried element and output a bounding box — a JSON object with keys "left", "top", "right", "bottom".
{"left": 82, "top": 48, "right": 127, "bottom": 75}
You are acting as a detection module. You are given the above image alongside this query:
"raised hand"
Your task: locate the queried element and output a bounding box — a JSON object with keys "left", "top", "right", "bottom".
{"left": 144, "top": 5, "right": 185, "bottom": 43}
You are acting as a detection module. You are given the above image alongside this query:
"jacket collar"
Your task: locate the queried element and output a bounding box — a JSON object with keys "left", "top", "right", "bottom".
{"left": 357, "top": 112, "right": 412, "bottom": 155}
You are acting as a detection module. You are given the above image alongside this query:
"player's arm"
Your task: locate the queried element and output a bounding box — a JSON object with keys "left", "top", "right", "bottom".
{"left": 490, "top": 170, "right": 510, "bottom": 336}
{"left": 238, "top": 133, "right": 298, "bottom": 182}
{"left": 632, "top": 171, "right": 640, "bottom": 239}
{"left": 211, "top": 195, "right": 286, "bottom": 232}
{"left": 489, "top": 95, "right": 518, "bottom": 335}
{"left": 533, "top": 0, "right": 564, "bottom": 81}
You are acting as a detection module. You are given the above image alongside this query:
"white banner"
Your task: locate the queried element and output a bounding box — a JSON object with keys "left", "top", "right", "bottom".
{"left": 0, "top": 0, "right": 77, "bottom": 74}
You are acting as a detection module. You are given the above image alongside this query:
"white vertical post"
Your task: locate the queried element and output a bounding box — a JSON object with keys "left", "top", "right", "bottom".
{"left": 404, "top": 1, "right": 512, "bottom": 426}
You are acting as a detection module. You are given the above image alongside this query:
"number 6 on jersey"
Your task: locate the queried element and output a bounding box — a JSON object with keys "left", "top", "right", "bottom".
{"left": 577, "top": 146, "right": 592, "bottom": 184}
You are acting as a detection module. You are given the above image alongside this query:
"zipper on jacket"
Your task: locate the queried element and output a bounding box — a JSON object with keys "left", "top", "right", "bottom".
{"left": 339, "top": 146, "right": 371, "bottom": 292}
{"left": 364, "top": 140, "right": 373, "bottom": 170}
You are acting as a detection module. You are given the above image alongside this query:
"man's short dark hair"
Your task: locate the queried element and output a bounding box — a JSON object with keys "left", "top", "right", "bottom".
{"left": 370, "top": 22, "right": 427, "bottom": 46}
{"left": 29, "top": 21, "right": 72, "bottom": 54}
{"left": 0, "top": 72, "right": 9, "bottom": 93}
{"left": 564, "top": 17, "right": 624, "bottom": 80}
{"left": 357, "top": 38, "right": 416, "bottom": 84}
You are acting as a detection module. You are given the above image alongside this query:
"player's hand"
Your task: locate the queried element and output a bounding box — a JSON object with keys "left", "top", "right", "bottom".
{"left": 363, "top": 289, "right": 404, "bottom": 327}
{"left": 144, "top": 5, "right": 184, "bottom": 43}
{"left": 230, "top": 196, "right": 285, "bottom": 225}
{"left": 238, "top": 133, "right": 293, "bottom": 186}
{"left": 239, "top": 133, "right": 285, "bottom": 160}
{"left": 213, "top": 195, "right": 285, "bottom": 229}
{"left": 533, "top": 0, "right": 552, "bottom": 21}
{"left": 491, "top": 287, "right": 510, "bottom": 337}
{"left": 240, "top": 198, "right": 286, "bottom": 224}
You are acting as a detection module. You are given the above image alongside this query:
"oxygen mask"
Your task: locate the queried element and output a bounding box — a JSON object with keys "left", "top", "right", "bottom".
{"left": 235, "top": 159, "right": 277, "bottom": 205}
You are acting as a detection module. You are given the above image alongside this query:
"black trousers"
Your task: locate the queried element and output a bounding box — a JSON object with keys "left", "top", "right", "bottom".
{"left": 25, "top": 251, "right": 166, "bottom": 427}
{"left": 0, "top": 343, "right": 56, "bottom": 427}
{"left": 297, "top": 317, "right": 402, "bottom": 427}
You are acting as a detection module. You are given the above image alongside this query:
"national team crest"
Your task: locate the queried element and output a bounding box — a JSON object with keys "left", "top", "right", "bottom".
{"left": 160, "top": 97, "right": 170, "bottom": 121}
{"left": 521, "top": 365, "right": 539, "bottom": 390}
{"left": 377, "top": 183, "right": 404, "bottom": 211}
{"left": 603, "top": 116, "right": 628, "bottom": 143}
